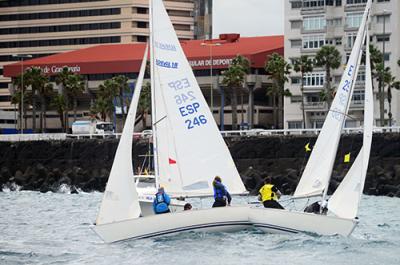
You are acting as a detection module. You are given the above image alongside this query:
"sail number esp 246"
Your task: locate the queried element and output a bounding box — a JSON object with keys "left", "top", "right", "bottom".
{"left": 168, "top": 78, "right": 208, "bottom": 130}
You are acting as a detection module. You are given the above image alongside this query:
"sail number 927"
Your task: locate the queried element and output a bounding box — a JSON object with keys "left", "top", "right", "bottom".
{"left": 185, "top": 115, "right": 207, "bottom": 129}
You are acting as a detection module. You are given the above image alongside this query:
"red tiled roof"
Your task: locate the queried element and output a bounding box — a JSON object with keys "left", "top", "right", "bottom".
{"left": 4, "top": 35, "right": 283, "bottom": 77}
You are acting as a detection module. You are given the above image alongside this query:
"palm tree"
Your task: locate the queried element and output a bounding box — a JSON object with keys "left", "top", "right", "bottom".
{"left": 375, "top": 63, "right": 391, "bottom": 126}
{"left": 24, "top": 67, "right": 52, "bottom": 132}
{"left": 222, "top": 55, "right": 250, "bottom": 130}
{"left": 92, "top": 97, "right": 112, "bottom": 122}
{"left": 315, "top": 46, "right": 341, "bottom": 108}
{"left": 293, "top": 55, "right": 314, "bottom": 129}
{"left": 265, "top": 53, "right": 291, "bottom": 129}
{"left": 138, "top": 82, "right": 151, "bottom": 129}
{"left": 55, "top": 67, "right": 74, "bottom": 132}
{"left": 94, "top": 79, "right": 119, "bottom": 122}
{"left": 65, "top": 74, "right": 85, "bottom": 122}
{"left": 384, "top": 72, "right": 400, "bottom": 127}
{"left": 369, "top": 45, "right": 386, "bottom": 125}
{"left": 50, "top": 93, "right": 67, "bottom": 131}
{"left": 12, "top": 73, "right": 29, "bottom": 131}
{"left": 112, "top": 75, "right": 129, "bottom": 121}
{"left": 38, "top": 83, "right": 53, "bottom": 133}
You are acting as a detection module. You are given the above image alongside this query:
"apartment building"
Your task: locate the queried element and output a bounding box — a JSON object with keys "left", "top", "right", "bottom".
{"left": 0, "top": 0, "right": 195, "bottom": 129}
{"left": 284, "top": 0, "right": 400, "bottom": 129}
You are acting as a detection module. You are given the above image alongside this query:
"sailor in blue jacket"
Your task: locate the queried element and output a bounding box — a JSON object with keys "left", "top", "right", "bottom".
{"left": 153, "top": 187, "right": 171, "bottom": 214}
{"left": 212, "top": 176, "right": 232, "bottom": 207}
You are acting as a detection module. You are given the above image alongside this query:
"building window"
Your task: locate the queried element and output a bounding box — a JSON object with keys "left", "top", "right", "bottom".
{"left": 302, "top": 0, "right": 325, "bottom": 8}
{"left": 303, "top": 16, "right": 326, "bottom": 31}
{"left": 303, "top": 72, "right": 325, "bottom": 87}
{"left": 327, "top": 18, "right": 342, "bottom": 27}
{"left": 137, "top": 36, "right": 147, "bottom": 42}
{"left": 290, "top": 39, "right": 302, "bottom": 48}
{"left": 288, "top": 121, "right": 303, "bottom": 129}
{"left": 356, "top": 71, "right": 365, "bottom": 83}
{"left": 137, "top": 7, "right": 148, "bottom": 14}
{"left": 291, "top": 1, "right": 302, "bottom": 8}
{"left": 346, "top": 0, "right": 368, "bottom": 4}
{"left": 0, "top": 8, "right": 120, "bottom": 22}
{"left": 352, "top": 90, "right": 365, "bottom": 103}
{"left": 0, "top": 36, "right": 120, "bottom": 49}
{"left": 302, "top": 35, "right": 325, "bottom": 49}
{"left": 384, "top": 53, "right": 390, "bottom": 61}
{"left": 290, "top": 96, "right": 303, "bottom": 103}
{"left": 0, "top": 22, "right": 121, "bottom": 35}
{"left": 137, "top": 22, "right": 147, "bottom": 28}
{"left": 291, "top": 77, "right": 301, "bottom": 84}
{"left": 346, "top": 12, "right": 363, "bottom": 28}
{"left": 346, "top": 32, "right": 357, "bottom": 48}
{"left": 376, "top": 14, "right": 390, "bottom": 24}
{"left": 376, "top": 34, "right": 390, "bottom": 42}
{"left": 291, "top": 20, "right": 302, "bottom": 30}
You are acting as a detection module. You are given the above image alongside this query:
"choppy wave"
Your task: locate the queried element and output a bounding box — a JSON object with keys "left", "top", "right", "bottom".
{"left": 0, "top": 192, "right": 399, "bottom": 265}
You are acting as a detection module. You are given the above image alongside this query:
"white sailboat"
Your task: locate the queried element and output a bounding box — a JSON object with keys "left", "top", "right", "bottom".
{"left": 249, "top": 0, "right": 373, "bottom": 236}
{"left": 93, "top": 0, "right": 249, "bottom": 243}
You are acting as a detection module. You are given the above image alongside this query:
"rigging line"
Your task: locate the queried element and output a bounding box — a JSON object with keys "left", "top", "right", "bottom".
{"left": 153, "top": 115, "right": 167, "bottom": 126}
{"left": 327, "top": 109, "right": 358, "bottom": 121}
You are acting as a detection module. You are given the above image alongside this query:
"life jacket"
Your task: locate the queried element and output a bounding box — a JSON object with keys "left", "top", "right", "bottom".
{"left": 259, "top": 184, "right": 277, "bottom": 202}
{"left": 155, "top": 192, "right": 165, "bottom": 204}
{"left": 213, "top": 184, "right": 226, "bottom": 200}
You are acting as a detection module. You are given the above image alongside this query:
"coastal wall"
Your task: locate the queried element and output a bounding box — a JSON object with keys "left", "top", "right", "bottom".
{"left": 0, "top": 133, "right": 399, "bottom": 197}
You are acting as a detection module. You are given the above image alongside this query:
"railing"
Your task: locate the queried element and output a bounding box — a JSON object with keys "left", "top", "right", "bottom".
{"left": 1, "top": 127, "right": 399, "bottom": 142}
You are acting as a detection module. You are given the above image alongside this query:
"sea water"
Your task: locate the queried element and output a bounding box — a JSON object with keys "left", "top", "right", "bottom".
{"left": 0, "top": 191, "right": 399, "bottom": 265}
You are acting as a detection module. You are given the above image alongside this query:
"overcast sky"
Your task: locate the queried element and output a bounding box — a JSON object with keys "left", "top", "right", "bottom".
{"left": 213, "top": 0, "right": 284, "bottom": 38}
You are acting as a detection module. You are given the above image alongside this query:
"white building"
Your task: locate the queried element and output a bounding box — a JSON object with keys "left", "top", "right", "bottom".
{"left": 284, "top": 0, "right": 400, "bottom": 129}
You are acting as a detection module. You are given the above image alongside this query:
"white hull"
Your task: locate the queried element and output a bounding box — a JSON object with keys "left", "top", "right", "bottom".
{"left": 93, "top": 206, "right": 251, "bottom": 243}
{"left": 249, "top": 207, "right": 357, "bottom": 236}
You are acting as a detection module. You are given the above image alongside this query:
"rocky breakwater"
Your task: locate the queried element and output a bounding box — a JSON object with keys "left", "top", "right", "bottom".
{"left": 231, "top": 133, "right": 400, "bottom": 197}
{"left": 0, "top": 133, "right": 399, "bottom": 197}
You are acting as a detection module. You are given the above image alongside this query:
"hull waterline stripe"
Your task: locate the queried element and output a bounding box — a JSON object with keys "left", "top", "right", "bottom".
{"left": 103, "top": 220, "right": 252, "bottom": 242}
{"left": 252, "top": 223, "right": 300, "bottom": 234}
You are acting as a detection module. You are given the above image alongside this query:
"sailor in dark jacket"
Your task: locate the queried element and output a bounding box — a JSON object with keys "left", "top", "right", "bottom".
{"left": 212, "top": 176, "right": 232, "bottom": 207}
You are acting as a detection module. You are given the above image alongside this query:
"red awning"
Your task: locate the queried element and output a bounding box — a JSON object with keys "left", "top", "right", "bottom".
{"left": 3, "top": 35, "right": 283, "bottom": 77}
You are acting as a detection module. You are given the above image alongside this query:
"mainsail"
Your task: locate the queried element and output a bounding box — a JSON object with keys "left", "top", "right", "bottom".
{"left": 293, "top": 0, "right": 372, "bottom": 199}
{"left": 96, "top": 46, "right": 148, "bottom": 224}
{"left": 150, "top": 0, "right": 246, "bottom": 197}
{"left": 328, "top": 28, "right": 374, "bottom": 219}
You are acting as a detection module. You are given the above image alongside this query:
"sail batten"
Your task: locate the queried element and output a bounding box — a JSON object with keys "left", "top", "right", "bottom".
{"left": 96, "top": 46, "right": 148, "bottom": 225}
{"left": 293, "top": 0, "right": 372, "bottom": 199}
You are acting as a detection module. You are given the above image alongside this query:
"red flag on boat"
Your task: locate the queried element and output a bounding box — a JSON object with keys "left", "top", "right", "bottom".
{"left": 169, "top": 158, "right": 177, "bottom": 165}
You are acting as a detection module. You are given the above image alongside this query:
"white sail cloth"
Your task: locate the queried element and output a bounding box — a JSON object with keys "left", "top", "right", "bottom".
{"left": 96, "top": 46, "right": 148, "bottom": 225}
{"left": 293, "top": 0, "right": 372, "bottom": 199}
{"left": 328, "top": 27, "right": 374, "bottom": 219}
{"left": 150, "top": 0, "right": 246, "bottom": 197}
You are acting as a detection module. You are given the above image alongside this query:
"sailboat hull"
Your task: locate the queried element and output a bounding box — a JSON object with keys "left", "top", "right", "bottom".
{"left": 93, "top": 206, "right": 251, "bottom": 243}
{"left": 249, "top": 207, "right": 357, "bottom": 236}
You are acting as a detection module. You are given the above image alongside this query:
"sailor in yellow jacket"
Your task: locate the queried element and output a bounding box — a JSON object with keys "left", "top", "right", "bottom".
{"left": 258, "top": 177, "right": 284, "bottom": 209}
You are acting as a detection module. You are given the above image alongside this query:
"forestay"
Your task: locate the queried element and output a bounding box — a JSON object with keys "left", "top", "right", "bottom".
{"left": 150, "top": 0, "right": 246, "bottom": 197}
{"left": 96, "top": 46, "right": 148, "bottom": 224}
{"left": 293, "top": 0, "right": 371, "bottom": 199}
{"left": 328, "top": 27, "right": 374, "bottom": 219}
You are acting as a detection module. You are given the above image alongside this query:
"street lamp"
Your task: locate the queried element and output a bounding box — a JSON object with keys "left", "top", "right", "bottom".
{"left": 12, "top": 54, "right": 32, "bottom": 134}
{"left": 201, "top": 41, "right": 221, "bottom": 113}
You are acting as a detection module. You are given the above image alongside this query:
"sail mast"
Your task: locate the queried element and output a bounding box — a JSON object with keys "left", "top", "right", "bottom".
{"left": 149, "top": 0, "right": 160, "bottom": 188}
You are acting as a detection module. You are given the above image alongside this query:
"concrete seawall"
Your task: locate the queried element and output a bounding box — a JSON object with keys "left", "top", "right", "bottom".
{"left": 0, "top": 133, "right": 399, "bottom": 197}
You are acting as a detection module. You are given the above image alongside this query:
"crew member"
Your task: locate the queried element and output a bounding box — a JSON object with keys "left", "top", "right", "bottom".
{"left": 212, "top": 176, "right": 232, "bottom": 207}
{"left": 153, "top": 187, "right": 171, "bottom": 214}
{"left": 258, "top": 177, "right": 284, "bottom": 209}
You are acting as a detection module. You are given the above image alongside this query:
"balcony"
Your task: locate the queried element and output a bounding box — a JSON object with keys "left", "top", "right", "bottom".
{"left": 302, "top": 101, "right": 328, "bottom": 110}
